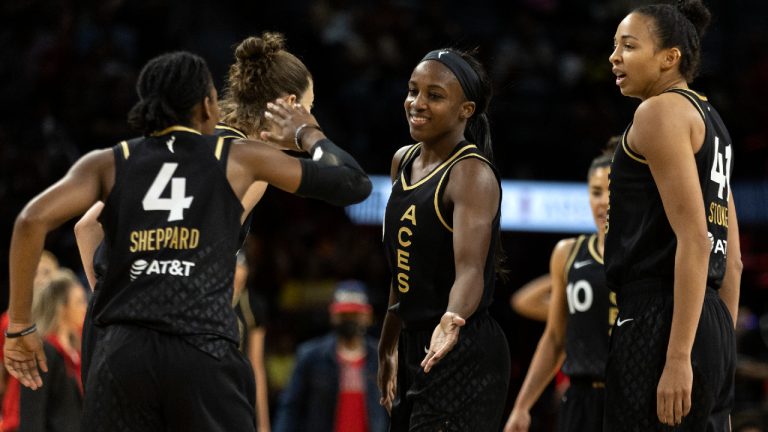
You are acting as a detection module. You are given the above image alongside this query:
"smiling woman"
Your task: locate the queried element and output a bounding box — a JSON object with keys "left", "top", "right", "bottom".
{"left": 377, "top": 48, "right": 510, "bottom": 432}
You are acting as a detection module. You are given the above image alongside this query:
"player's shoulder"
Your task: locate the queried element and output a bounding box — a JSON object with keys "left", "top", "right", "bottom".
{"left": 552, "top": 237, "right": 579, "bottom": 259}
{"left": 391, "top": 143, "right": 418, "bottom": 180}
{"left": 634, "top": 91, "right": 699, "bottom": 127}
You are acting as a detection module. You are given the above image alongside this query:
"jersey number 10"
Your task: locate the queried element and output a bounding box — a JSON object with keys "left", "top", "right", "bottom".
{"left": 567, "top": 280, "right": 593, "bottom": 314}
{"left": 142, "top": 163, "right": 194, "bottom": 222}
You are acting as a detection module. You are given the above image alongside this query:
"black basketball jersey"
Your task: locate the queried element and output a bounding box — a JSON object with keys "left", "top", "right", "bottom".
{"left": 605, "top": 89, "right": 733, "bottom": 295}
{"left": 94, "top": 126, "right": 245, "bottom": 358}
{"left": 561, "top": 234, "right": 616, "bottom": 379}
{"left": 215, "top": 123, "right": 253, "bottom": 249}
{"left": 383, "top": 142, "right": 501, "bottom": 325}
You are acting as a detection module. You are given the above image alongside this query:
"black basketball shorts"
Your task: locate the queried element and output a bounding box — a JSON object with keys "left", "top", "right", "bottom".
{"left": 603, "top": 285, "right": 735, "bottom": 432}
{"left": 390, "top": 312, "right": 511, "bottom": 432}
{"left": 556, "top": 377, "right": 605, "bottom": 432}
{"left": 81, "top": 324, "right": 256, "bottom": 432}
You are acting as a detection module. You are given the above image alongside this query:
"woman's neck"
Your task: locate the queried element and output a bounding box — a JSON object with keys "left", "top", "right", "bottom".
{"left": 597, "top": 230, "right": 605, "bottom": 257}
{"left": 643, "top": 76, "right": 688, "bottom": 101}
{"left": 419, "top": 133, "right": 466, "bottom": 165}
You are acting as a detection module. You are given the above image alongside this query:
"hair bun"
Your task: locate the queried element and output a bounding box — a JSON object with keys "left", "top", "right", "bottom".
{"left": 677, "top": 0, "right": 711, "bottom": 38}
{"left": 234, "top": 32, "right": 286, "bottom": 64}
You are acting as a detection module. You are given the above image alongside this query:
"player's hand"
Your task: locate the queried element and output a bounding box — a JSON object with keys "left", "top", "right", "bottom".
{"left": 421, "top": 312, "right": 466, "bottom": 373}
{"left": 260, "top": 98, "right": 319, "bottom": 151}
{"left": 504, "top": 408, "right": 531, "bottom": 432}
{"left": 4, "top": 324, "right": 48, "bottom": 390}
{"left": 656, "top": 356, "right": 692, "bottom": 426}
{"left": 377, "top": 349, "right": 397, "bottom": 414}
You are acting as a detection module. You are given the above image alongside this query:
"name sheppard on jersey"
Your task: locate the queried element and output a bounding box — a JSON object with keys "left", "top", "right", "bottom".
{"left": 129, "top": 226, "right": 200, "bottom": 252}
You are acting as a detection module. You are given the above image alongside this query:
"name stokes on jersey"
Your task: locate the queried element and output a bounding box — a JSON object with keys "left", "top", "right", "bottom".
{"left": 396, "top": 204, "right": 417, "bottom": 293}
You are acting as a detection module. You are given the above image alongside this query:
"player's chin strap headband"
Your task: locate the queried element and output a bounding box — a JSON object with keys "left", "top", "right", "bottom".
{"left": 420, "top": 49, "right": 482, "bottom": 103}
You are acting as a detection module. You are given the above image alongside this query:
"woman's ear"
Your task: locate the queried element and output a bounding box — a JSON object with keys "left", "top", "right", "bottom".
{"left": 661, "top": 47, "right": 682, "bottom": 72}
{"left": 202, "top": 96, "right": 214, "bottom": 121}
{"left": 460, "top": 101, "right": 476, "bottom": 120}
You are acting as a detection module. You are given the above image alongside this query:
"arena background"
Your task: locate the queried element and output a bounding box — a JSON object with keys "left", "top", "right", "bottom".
{"left": 0, "top": 0, "right": 766, "bottom": 429}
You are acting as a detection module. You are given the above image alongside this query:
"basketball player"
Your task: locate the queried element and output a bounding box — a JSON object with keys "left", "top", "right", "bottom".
{"left": 504, "top": 145, "right": 616, "bottom": 432}
{"left": 73, "top": 34, "right": 315, "bottom": 432}
{"left": 5, "top": 51, "right": 371, "bottom": 431}
{"left": 216, "top": 31, "right": 316, "bottom": 248}
{"left": 604, "top": 1, "right": 741, "bottom": 430}
{"left": 377, "top": 48, "right": 511, "bottom": 431}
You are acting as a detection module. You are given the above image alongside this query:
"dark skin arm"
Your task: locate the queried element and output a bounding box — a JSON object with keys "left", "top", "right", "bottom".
{"left": 6, "top": 149, "right": 113, "bottom": 389}
{"left": 421, "top": 158, "right": 499, "bottom": 372}
{"left": 228, "top": 98, "right": 366, "bottom": 212}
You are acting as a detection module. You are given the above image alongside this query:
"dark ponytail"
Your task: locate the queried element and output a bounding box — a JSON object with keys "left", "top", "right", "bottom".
{"left": 453, "top": 49, "right": 495, "bottom": 163}
{"left": 127, "top": 51, "right": 213, "bottom": 135}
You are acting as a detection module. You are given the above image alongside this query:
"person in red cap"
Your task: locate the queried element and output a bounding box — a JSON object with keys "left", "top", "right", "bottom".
{"left": 274, "top": 280, "right": 388, "bottom": 432}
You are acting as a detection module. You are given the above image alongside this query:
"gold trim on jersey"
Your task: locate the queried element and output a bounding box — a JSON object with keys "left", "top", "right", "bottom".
{"left": 564, "top": 235, "right": 586, "bottom": 284}
{"left": 669, "top": 89, "right": 706, "bottom": 122}
{"left": 587, "top": 234, "right": 604, "bottom": 264}
{"left": 677, "top": 88, "right": 708, "bottom": 102}
{"left": 120, "top": 141, "right": 130, "bottom": 159}
{"left": 400, "top": 144, "right": 477, "bottom": 191}
{"left": 215, "top": 124, "right": 248, "bottom": 139}
{"left": 401, "top": 143, "right": 422, "bottom": 165}
{"left": 215, "top": 137, "right": 225, "bottom": 160}
{"left": 433, "top": 153, "right": 492, "bottom": 232}
{"left": 151, "top": 125, "right": 202, "bottom": 136}
{"left": 621, "top": 132, "right": 648, "bottom": 165}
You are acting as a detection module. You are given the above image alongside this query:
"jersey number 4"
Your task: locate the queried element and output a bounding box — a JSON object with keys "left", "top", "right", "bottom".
{"left": 142, "top": 163, "right": 193, "bottom": 222}
{"left": 710, "top": 136, "right": 732, "bottom": 200}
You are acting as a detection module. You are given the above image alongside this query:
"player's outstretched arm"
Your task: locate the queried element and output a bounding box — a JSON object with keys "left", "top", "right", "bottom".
{"left": 230, "top": 98, "right": 371, "bottom": 207}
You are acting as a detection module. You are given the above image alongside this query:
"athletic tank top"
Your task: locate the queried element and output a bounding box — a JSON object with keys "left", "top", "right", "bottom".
{"left": 94, "top": 126, "right": 244, "bottom": 358}
{"left": 561, "top": 234, "right": 616, "bottom": 379}
{"left": 383, "top": 142, "right": 500, "bottom": 325}
{"left": 605, "top": 89, "right": 733, "bottom": 295}
{"left": 214, "top": 123, "right": 253, "bottom": 249}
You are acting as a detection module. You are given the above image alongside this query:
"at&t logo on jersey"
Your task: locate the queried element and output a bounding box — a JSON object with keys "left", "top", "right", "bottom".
{"left": 708, "top": 231, "right": 728, "bottom": 255}
{"left": 129, "top": 258, "right": 196, "bottom": 281}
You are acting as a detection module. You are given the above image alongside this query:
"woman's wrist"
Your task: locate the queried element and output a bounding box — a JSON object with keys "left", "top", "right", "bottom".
{"left": 294, "top": 123, "right": 323, "bottom": 151}
{"left": 5, "top": 323, "right": 37, "bottom": 339}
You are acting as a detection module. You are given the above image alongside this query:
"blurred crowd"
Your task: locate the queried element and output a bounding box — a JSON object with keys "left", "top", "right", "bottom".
{"left": 0, "top": 0, "right": 767, "bottom": 430}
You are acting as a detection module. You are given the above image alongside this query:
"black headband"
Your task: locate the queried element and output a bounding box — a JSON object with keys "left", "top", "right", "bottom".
{"left": 420, "top": 49, "right": 482, "bottom": 103}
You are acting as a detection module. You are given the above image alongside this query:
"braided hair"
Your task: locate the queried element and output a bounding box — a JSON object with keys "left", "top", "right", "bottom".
{"left": 127, "top": 51, "right": 213, "bottom": 135}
